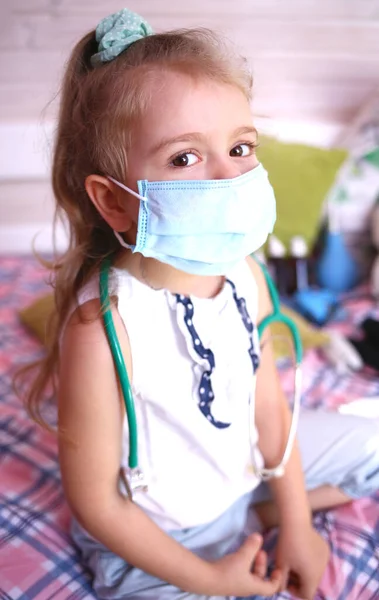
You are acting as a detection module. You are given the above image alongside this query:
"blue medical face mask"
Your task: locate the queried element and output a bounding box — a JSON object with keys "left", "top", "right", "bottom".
{"left": 109, "top": 164, "right": 276, "bottom": 276}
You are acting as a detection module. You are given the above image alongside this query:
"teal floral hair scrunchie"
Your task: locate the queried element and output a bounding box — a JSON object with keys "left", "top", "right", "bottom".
{"left": 91, "top": 8, "right": 153, "bottom": 66}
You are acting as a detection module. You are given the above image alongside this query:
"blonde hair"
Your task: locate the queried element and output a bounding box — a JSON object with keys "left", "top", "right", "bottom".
{"left": 20, "top": 26, "right": 253, "bottom": 428}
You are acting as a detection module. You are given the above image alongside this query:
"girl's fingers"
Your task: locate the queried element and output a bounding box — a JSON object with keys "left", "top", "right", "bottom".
{"left": 287, "top": 571, "right": 303, "bottom": 596}
{"left": 252, "top": 549, "right": 267, "bottom": 578}
{"left": 288, "top": 571, "right": 300, "bottom": 589}
{"left": 278, "top": 566, "right": 290, "bottom": 592}
{"left": 254, "top": 568, "right": 283, "bottom": 596}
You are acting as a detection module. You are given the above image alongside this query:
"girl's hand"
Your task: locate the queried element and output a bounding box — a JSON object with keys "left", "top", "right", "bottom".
{"left": 211, "top": 533, "right": 282, "bottom": 597}
{"left": 275, "top": 525, "right": 330, "bottom": 599}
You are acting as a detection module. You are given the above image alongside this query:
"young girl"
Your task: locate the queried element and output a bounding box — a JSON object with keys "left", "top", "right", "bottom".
{"left": 26, "top": 8, "right": 379, "bottom": 600}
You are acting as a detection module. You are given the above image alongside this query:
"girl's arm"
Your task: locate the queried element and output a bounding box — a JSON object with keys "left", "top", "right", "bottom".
{"left": 58, "top": 297, "right": 281, "bottom": 598}
{"left": 247, "top": 257, "right": 312, "bottom": 529}
{"left": 247, "top": 257, "right": 330, "bottom": 597}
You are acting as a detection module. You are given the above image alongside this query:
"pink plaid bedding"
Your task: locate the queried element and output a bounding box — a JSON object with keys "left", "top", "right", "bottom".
{"left": 1, "top": 256, "right": 378, "bottom": 600}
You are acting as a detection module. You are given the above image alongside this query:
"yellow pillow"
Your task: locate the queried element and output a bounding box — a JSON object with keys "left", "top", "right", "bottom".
{"left": 19, "top": 294, "right": 329, "bottom": 359}
{"left": 19, "top": 294, "right": 55, "bottom": 345}
{"left": 271, "top": 305, "right": 330, "bottom": 358}
{"left": 257, "top": 136, "right": 347, "bottom": 253}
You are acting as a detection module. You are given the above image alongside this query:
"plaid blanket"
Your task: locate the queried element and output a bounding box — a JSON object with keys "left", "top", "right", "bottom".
{"left": 1, "top": 256, "right": 378, "bottom": 600}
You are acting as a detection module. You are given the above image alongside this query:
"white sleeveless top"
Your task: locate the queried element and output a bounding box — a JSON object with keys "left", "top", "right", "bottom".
{"left": 75, "top": 259, "right": 263, "bottom": 531}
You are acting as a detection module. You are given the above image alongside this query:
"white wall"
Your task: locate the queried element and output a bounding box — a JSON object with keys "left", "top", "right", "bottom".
{"left": 2, "top": 0, "right": 379, "bottom": 123}
{"left": 1, "top": 0, "right": 379, "bottom": 252}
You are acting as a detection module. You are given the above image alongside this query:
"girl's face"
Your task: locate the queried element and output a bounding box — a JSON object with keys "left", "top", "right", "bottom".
{"left": 126, "top": 70, "right": 258, "bottom": 187}
{"left": 90, "top": 70, "right": 260, "bottom": 250}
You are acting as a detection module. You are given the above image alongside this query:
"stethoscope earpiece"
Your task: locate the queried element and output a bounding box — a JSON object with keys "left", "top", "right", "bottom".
{"left": 258, "top": 464, "right": 286, "bottom": 481}
{"left": 120, "top": 467, "right": 148, "bottom": 500}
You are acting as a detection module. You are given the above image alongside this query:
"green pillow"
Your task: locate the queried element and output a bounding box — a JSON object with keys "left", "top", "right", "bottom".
{"left": 257, "top": 137, "right": 347, "bottom": 253}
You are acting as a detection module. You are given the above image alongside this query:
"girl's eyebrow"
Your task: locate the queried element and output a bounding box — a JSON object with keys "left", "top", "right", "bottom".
{"left": 149, "top": 126, "right": 257, "bottom": 156}
{"left": 148, "top": 132, "right": 204, "bottom": 156}
{"left": 233, "top": 126, "right": 258, "bottom": 138}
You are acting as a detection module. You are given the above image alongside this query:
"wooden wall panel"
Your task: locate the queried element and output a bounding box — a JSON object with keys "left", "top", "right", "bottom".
{"left": 0, "top": 180, "right": 54, "bottom": 224}
{"left": 1, "top": 0, "right": 379, "bottom": 235}
{"left": 2, "top": 0, "right": 379, "bottom": 124}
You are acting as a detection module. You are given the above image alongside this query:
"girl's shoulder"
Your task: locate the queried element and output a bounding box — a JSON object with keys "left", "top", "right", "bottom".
{"left": 244, "top": 256, "right": 273, "bottom": 323}
{"left": 60, "top": 267, "right": 133, "bottom": 380}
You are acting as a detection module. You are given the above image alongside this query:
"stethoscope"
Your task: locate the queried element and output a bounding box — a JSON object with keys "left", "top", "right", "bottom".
{"left": 99, "top": 257, "right": 303, "bottom": 498}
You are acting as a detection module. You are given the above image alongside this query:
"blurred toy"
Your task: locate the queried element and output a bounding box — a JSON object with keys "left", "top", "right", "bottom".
{"left": 323, "top": 331, "right": 363, "bottom": 376}
{"left": 257, "top": 240, "right": 363, "bottom": 373}
{"left": 266, "top": 234, "right": 310, "bottom": 296}
{"left": 265, "top": 233, "right": 341, "bottom": 326}
{"left": 266, "top": 234, "right": 289, "bottom": 295}
{"left": 319, "top": 97, "right": 379, "bottom": 287}
{"left": 349, "top": 317, "right": 379, "bottom": 372}
{"left": 290, "top": 236, "right": 309, "bottom": 290}
{"left": 370, "top": 197, "right": 379, "bottom": 299}
{"left": 317, "top": 201, "right": 360, "bottom": 293}
{"left": 293, "top": 288, "right": 338, "bottom": 326}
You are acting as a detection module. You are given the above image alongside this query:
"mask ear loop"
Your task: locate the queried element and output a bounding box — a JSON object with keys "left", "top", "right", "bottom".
{"left": 99, "top": 257, "right": 148, "bottom": 497}
{"left": 108, "top": 176, "right": 146, "bottom": 252}
{"left": 108, "top": 176, "right": 145, "bottom": 201}
{"left": 113, "top": 230, "right": 133, "bottom": 250}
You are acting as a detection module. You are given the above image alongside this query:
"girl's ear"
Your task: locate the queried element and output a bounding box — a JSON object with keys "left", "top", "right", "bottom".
{"left": 85, "top": 174, "right": 138, "bottom": 232}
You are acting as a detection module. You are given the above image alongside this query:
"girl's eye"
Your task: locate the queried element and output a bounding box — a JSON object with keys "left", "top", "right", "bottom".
{"left": 171, "top": 152, "right": 199, "bottom": 168}
{"left": 230, "top": 143, "right": 255, "bottom": 157}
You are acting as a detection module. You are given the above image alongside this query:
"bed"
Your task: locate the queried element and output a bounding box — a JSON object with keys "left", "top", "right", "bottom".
{"left": 1, "top": 255, "right": 379, "bottom": 600}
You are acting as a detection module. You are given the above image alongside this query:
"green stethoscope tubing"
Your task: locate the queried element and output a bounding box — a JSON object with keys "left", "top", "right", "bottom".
{"left": 258, "top": 261, "right": 303, "bottom": 364}
{"left": 99, "top": 256, "right": 138, "bottom": 469}
{"left": 99, "top": 257, "right": 303, "bottom": 472}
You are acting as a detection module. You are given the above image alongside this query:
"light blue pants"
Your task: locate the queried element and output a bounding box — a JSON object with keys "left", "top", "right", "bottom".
{"left": 71, "top": 409, "right": 379, "bottom": 600}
